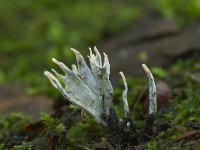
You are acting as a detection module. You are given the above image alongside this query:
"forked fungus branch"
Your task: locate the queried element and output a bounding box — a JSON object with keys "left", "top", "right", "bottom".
{"left": 44, "top": 47, "right": 157, "bottom": 148}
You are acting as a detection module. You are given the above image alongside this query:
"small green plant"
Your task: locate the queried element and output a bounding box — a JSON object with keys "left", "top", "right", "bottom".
{"left": 40, "top": 112, "right": 60, "bottom": 130}
{"left": 147, "top": 140, "right": 157, "bottom": 150}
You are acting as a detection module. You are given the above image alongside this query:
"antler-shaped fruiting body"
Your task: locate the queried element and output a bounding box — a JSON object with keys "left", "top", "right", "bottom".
{"left": 44, "top": 47, "right": 157, "bottom": 148}
{"left": 142, "top": 64, "right": 157, "bottom": 115}
{"left": 44, "top": 47, "right": 113, "bottom": 126}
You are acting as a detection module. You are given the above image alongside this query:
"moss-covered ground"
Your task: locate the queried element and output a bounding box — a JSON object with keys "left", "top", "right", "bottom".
{"left": 0, "top": 55, "right": 199, "bottom": 149}
{"left": 1, "top": 0, "right": 200, "bottom": 149}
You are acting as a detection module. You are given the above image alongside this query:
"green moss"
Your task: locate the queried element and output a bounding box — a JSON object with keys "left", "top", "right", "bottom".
{"left": 1, "top": 55, "right": 200, "bottom": 148}
{"left": 1, "top": 1, "right": 200, "bottom": 147}
{"left": 67, "top": 120, "right": 104, "bottom": 145}
{"left": 145, "top": 55, "right": 200, "bottom": 148}
{"left": 0, "top": 113, "right": 31, "bottom": 149}
{"left": 40, "top": 112, "right": 60, "bottom": 130}
{"left": 106, "top": 55, "right": 200, "bottom": 148}
{"left": 0, "top": 113, "right": 31, "bottom": 131}
{"left": 147, "top": 140, "right": 157, "bottom": 150}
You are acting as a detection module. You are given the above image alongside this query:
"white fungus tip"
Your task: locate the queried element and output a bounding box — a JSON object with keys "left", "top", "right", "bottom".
{"left": 44, "top": 71, "right": 49, "bottom": 76}
{"left": 71, "top": 48, "right": 80, "bottom": 54}
{"left": 119, "top": 71, "right": 127, "bottom": 87}
{"left": 103, "top": 53, "right": 108, "bottom": 62}
{"left": 51, "top": 68, "right": 63, "bottom": 79}
{"left": 52, "top": 58, "right": 58, "bottom": 64}
{"left": 119, "top": 71, "right": 125, "bottom": 79}
{"left": 71, "top": 64, "right": 76, "bottom": 69}
{"left": 94, "top": 46, "right": 99, "bottom": 53}
{"left": 71, "top": 64, "right": 78, "bottom": 74}
{"left": 44, "top": 71, "right": 58, "bottom": 89}
{"left": 44, "top": 71, "right": 54, "bottom": 79}
{"left": 89, "top": 48, "right": 92, "bottom": 56}
{"left": 142, "top": 64, "right": 151, "bottom": 75}
{"left": 51, "top": 69, "right": 57, "bottom": 74}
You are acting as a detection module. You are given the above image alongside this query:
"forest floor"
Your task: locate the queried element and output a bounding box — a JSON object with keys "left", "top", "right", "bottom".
{"left": 0, "top": 11, "right": 200, "bottom": 150}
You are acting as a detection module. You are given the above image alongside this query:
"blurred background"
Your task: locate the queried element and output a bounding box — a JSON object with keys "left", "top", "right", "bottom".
{"left": 0, "top": 0, "right": 200, "bottom": 120}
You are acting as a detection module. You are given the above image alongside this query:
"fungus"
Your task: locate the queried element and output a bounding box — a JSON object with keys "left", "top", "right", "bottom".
{"left": 44, "top": 47, "right": 157, "bottom": 148}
